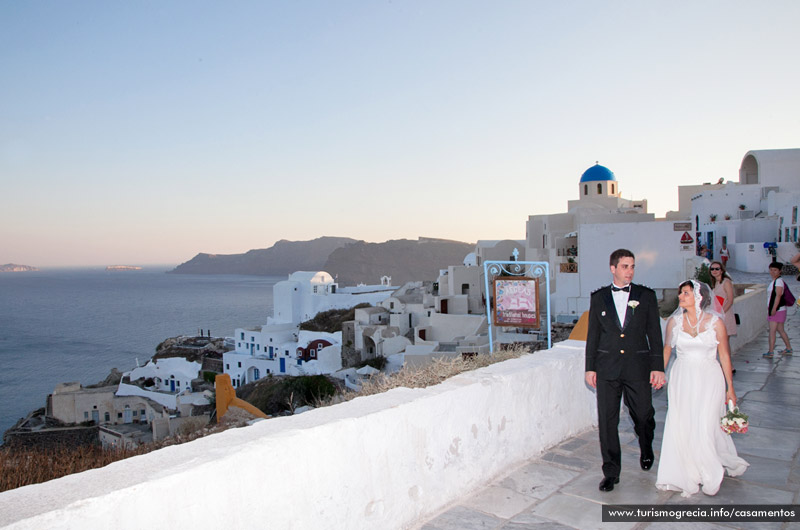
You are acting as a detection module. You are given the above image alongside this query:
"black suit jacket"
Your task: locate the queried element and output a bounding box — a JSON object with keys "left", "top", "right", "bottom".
{"left": 585, "top": 283, "right": 664, "bottom": 381}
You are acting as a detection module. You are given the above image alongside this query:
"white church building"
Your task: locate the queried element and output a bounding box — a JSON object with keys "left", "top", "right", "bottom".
{"left": 525, "top": 163, "right": 699, "bottom": 318}
{"left": 224, "top": 271, "right": 395, "bottom": 386}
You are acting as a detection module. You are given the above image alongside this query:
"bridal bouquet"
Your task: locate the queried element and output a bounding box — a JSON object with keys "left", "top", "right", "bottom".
{"left": 720, "top": 400, "right": 749, "bottom": 434}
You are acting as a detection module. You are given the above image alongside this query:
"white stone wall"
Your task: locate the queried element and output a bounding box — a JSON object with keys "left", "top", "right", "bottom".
{"left": 728, "top": 285, "right": 767, "bottom": 353}
{"left": 769, "top": 190, "right": 800, "bottom": 244}
{"left": 0, "top": 342, "right": 596, "bottom": 530}
{"left": 731, "top": 240, "right": 782, "bottom": 273}
{"left": 579, "top": 221, "right": 697, "bottom": 297}
{"left": 423, "top": 313, "right": 485, "bottom": 342}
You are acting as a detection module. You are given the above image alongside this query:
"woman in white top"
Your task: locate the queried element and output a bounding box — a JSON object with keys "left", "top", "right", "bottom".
{"left": 764, "top": 262, "right": 793, "bottom": 358}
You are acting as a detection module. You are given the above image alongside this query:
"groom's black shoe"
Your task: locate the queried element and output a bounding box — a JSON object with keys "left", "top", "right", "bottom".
{"left": 599, "top": 477, "right": 619, "bottom": 492}
{"left": 640, "top": 449, "right": 654, "bottom": 470}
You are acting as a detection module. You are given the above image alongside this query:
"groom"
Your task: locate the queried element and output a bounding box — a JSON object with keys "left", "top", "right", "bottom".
{"left": 585, "top": 249, "right": 665, "bottom": 492}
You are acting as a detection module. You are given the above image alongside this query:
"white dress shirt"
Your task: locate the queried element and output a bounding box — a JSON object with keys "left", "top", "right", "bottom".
{"left": 611, "top": 284, "right": 631, "bottom": 326}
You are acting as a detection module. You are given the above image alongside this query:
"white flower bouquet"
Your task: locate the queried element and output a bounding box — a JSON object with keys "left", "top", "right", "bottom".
{"left": 720, "top": 400, "right": 749, "bottom": 434}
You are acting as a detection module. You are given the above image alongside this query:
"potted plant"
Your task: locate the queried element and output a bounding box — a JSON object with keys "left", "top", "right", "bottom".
{"left": 710, "top": 214, "right": 717, "bottom": 222}
{"left": 739, "top": 204, "right": 746, "bottom": 210}
{"left": 724, "top": 214, "right": 731, "bottom": 220}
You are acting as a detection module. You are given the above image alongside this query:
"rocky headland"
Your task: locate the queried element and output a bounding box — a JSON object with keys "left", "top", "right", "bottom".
{"left": 0, "top": 263, "right": 38, "bottom": 272}
{"left": 170, "top": 236, "right": 476, "bottom": 286}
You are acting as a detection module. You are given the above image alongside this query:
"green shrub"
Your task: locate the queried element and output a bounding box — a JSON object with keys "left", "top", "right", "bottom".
{"left": 238, "top": 375, "right": 337, "bottom": 415}
{"left": 358, "top": 356, "right": 387, "bottom": 371}
{"left": 694, "top": 263, "right": 712, "bottom": 285}
{"left": 299, "top": 304, "right": 371, "bottom": 333}
{"left": 202, "top": 371, "right": 217, "bottom": 383}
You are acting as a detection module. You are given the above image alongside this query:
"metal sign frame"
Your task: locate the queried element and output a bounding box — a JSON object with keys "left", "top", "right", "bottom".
{"left": 483, "top": 257, "right": 551, "bottom": 352}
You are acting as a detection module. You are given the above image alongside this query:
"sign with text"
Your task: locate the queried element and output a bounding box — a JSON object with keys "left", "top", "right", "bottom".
{"left": 673, "top": 222, "right": 692, "bottom": 231}
{"left": 493, "top": 277, "right": 540, "bottom": 328}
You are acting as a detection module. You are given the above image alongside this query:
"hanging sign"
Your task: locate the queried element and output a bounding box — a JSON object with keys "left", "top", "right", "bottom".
{"left": 493, "top": 277, "right": 540, "bottom": 328}
{"left": 680, "top": 232, "right": 694, "bottom": 244}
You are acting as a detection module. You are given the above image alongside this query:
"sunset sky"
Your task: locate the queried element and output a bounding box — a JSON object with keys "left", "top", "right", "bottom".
{"left": 2, "top": 1, "right": 798, "bottom": 267}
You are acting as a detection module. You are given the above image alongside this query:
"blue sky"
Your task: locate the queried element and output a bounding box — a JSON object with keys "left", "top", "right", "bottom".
{"left": 1, "top": 1, "right": 798, "bottom": 266}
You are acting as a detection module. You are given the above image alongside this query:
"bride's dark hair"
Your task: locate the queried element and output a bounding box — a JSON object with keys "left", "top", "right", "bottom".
{"left": 678, "top": 280, "right": 711, "bottom": 310}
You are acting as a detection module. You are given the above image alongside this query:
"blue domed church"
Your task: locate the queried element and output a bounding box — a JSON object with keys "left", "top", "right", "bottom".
{"left": 567, "top": 163, "right": 647, "bottom": 212}
{"left": 525, "top": 162, "right": 693, "bottom": 318}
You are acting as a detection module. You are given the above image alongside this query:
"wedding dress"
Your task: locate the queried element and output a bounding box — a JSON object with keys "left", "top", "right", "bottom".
{"left": 656, "top": 313, "right": 749, "bottom": 497}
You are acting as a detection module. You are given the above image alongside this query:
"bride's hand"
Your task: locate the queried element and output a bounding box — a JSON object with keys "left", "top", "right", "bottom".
{"left": 726, "top": 389, "right": 737, "bottom": 408}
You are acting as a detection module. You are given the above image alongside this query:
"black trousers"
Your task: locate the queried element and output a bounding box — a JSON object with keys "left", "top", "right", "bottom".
{"left": 596, "top": 377, "right": 655, "bottom": 478}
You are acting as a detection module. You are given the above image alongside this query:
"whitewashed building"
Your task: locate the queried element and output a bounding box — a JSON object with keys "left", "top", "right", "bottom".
{"left": 434, "top": 263, "right": 484, "bottom": 316}
{"left": 271, "top": 271, "right": 394, "bottom": 324}
{"left": 224, "top": 271, "right": 393, "bottom": 386}
{"left": 524, "top": 163, "right": 698, "bottom": 318}
{"left": 127, "top": 357, "right": 202, "bottom": 394}
{"left": 224, "top": 329, "right": 343, "bottom": 385}
{"left": 685, "top": 148, "right": 800, "bottom": 271}
{"left": 49, "top": 382, "right": 166, "bottom": 427}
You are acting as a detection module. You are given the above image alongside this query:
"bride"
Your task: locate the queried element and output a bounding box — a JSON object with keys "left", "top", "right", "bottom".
{"left": 656, "top": 280, "right": 749, "bottom": 497}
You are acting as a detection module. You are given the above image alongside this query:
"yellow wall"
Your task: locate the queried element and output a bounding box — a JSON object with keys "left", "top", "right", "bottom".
{"left": 215, "top": 374, "right": 268, "bottom": 420}
{"left": 568, "top": 312, "right": 589, "bottom": 341}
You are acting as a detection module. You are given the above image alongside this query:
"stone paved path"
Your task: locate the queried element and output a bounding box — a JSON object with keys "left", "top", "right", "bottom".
{"left": 417, "top": 270, "right": 800, "bottom": 530}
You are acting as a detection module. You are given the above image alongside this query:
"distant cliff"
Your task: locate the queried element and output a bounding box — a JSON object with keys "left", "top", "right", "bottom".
{"left": 169, "top": 236, "right": 475, "bottom": 285}
{"left": 324, "top": 238, "right": 475, "bottom": 286}
{"left": 169, "top": 237, "right": 358, "bottom": 276}
{"left": 0, "top": 263, "right": 39, "bottom": 272}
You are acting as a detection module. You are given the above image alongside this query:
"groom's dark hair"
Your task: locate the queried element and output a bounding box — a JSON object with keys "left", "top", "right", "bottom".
{"left": 609, "top": 248, "right": 635, "bottom": 267}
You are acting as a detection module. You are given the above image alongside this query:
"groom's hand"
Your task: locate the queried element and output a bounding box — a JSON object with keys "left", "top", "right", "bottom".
{"left": 650, "top": 371, "right": 665, "bottom": 389}
{"left": 585, "top": 371, "right": 597, "bottom": 388}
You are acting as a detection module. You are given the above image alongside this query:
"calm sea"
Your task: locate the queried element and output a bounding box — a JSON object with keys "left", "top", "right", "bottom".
{"left": 0, "top": 267, "right": 281, "bottom": 439}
